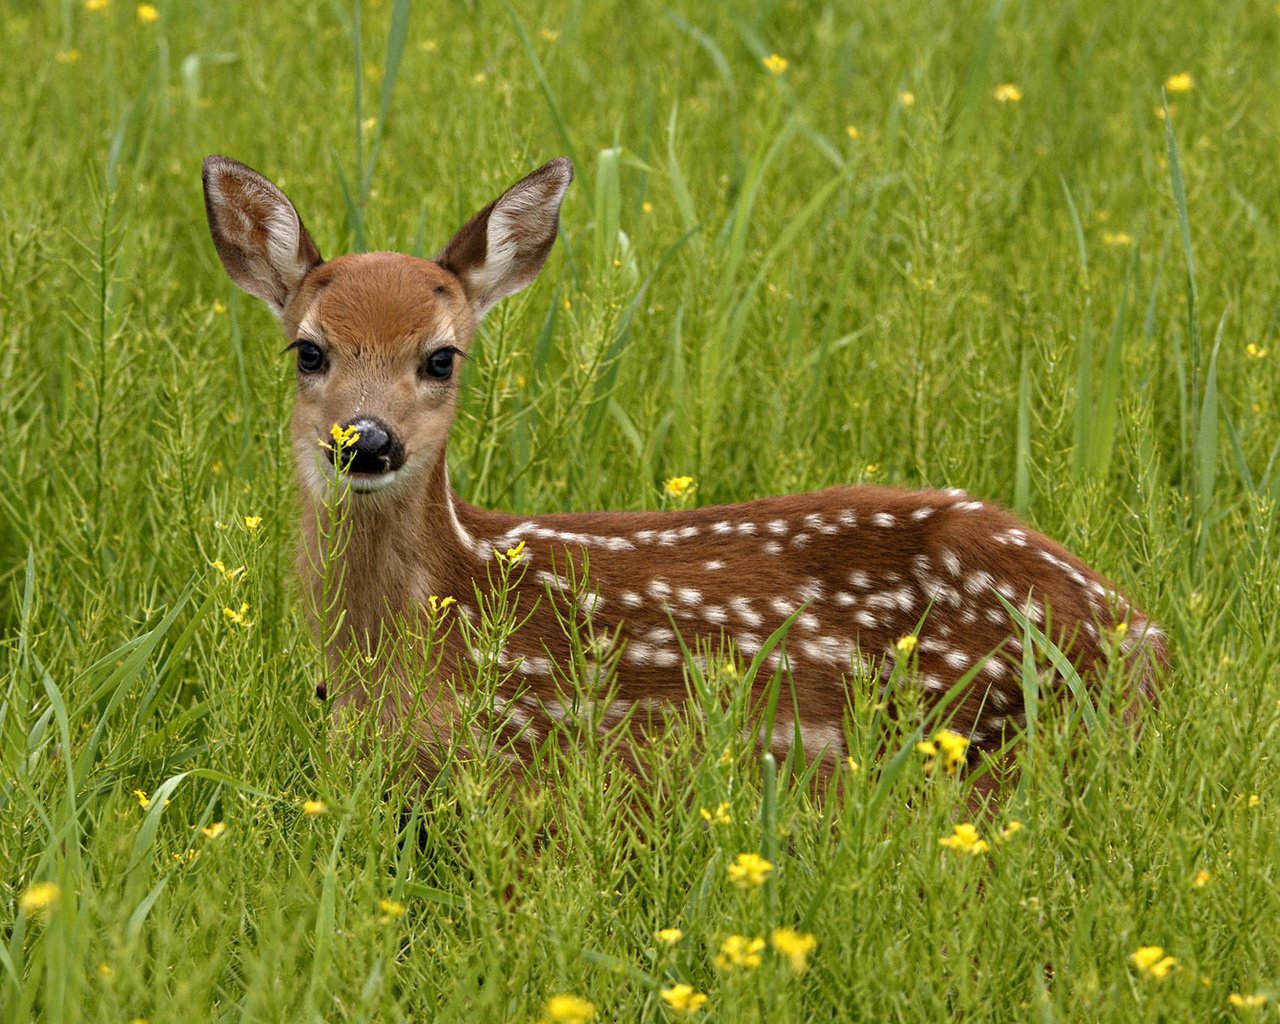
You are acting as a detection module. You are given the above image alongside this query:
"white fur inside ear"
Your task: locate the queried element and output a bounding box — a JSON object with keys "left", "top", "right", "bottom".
{"left": 470, "top": 170, "right": 570, "bottom": 314}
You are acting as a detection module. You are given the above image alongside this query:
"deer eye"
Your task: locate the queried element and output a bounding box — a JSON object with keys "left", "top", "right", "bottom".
{"left": 291, "top": 340, "right": 325, "bottom": 374}
{"left": 420, "top": 347, "right": 458, "bottom": 381}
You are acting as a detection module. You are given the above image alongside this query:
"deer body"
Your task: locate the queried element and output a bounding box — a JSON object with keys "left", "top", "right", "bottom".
{"left": 203, "top": 155, "right": 1166, "bottom": 781}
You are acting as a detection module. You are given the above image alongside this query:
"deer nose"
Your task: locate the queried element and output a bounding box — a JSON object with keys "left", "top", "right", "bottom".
{"left": 330, "top": 417, "right": 405, "bottom": 475}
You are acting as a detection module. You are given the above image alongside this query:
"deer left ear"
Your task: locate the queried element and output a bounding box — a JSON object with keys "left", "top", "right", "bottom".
{"left": 202, "top": 155, "right": 323, "bottom": 318}
{"left": 437, "top": 157, "right": 573, "bottom": 317}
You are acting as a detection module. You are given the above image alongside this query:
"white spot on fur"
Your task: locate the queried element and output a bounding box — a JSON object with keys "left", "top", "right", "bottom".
{"left": 911, "top": 506, "right": 935, "bottom": 521}
{"left": 939, "top": 549, "right": 962, "bottom": 577}
{"left": 620, "top": 590, "right": 641, "bottom": 609}
{"left": 677, "top": 587, "right": 702, "bottom": 606}
{"left": 763, "top": 541, "right": 783, "bottom": 555}
{"left": 730, "top": 597, "right": 763, "bottom": 627}
{"left": 855, "top": 610, "right": 879, "bottom": 629}
{"left": 711, "top": 521, "right": 733, "bottom": 535}
{"left": 767, "top": 519, "right": 789, "bottom": 536}
{"left": 703, "top": 605, "right": 728, "bottom": 625}
{"left": 849, "top": 571, "right": 873, "bottom": 590}
{"left": 705, "top": 559, "right": 725, "bottom": 571}
{"left": 771, "top": 597, "right": 798, "bottom": 617}
{"left": 872, "top": 512, "right": 896, "bottom": 527}
{"left": 834, "top": 591, "right": 855, "bottom": 607}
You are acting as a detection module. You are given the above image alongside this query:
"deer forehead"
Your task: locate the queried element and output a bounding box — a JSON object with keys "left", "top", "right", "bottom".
{"left": 287, "top": 252, "right": 473, "bottom": 357}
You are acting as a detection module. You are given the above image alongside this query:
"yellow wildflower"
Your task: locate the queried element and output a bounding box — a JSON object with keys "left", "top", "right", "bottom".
{"left": 504, "top": 540, "right": 527, "bottom": 563}
{"left": 659, "top": 984, "right": 708, "bottom": 1013}
{"left": 427, "top": 594, "right": 456, "bottom": 615}
{"left": 642, "top": 201, "right": 653, "bottom": 214}
{"left": 302, "top": 799, "right": 327, "bottom": 817}
{"left": 1193, "top": 869, "right": 1211, "bottom": 887}
{"left": 223, "top": 602, "right": 252, "bottom": 627}
{"left": 200, "top": 822, "right": 227, "bottom": 840}
{"left": 993, "top": 83, "right": 1023, "bottom": 103}
{"left": 938, "top": 822, "right": 990, "bottom": 855}
{"left": 1246, "top": 343, "right": 1269, "bottom": 359}
{"left": 663, "top": 475, "right": 696, "bottom": 499}
{"left": 933, "top": 729, "right": 969, "bottom": 772}
{"left": 1165, "top": 72, "right": 1194, "bottom": 93}
{"left": 1103, "top": 232, "right": 1134, "bottom": 246}
{"left": 770, "top": 927, "right": 818, "bottom": 974}
{"left": 172, "top": 848, "right": 199, "bottom": 866}
{"left": 714, "top": 934, "right": 765, "bottom": 971}
{"left": 1228, "top": 993, "right": 1268, "bottom": 1009}
{"left": 699, "top": 802, "right": 731, "bottom": 826}
{"left": 326, "top": 423, "right": 360, "bottom": 451}
{"left": 243, "top": 515, "right": 262, "bottom": 531}
{"left": 213, "top": 300, "right": 227, "bottom": 314}
{"left": 209, "top": 560, "right": 246, "bottom": 583}
{"left": 895, "top": 634, "right": 918, "bottom": 656}
{"left": 378, "top": 898, "right": 406, "bottom": 919}
{"left": 136, "top": 3, "right": 159, "bottom": 22}
{"left": 762, "top": 54, "right": 788, "bottom": 75}
{"left": 540, "top": 994, "right": 595, "bottom": 1024}
{"left": 846, "top": 756, "right": 860, "bottom": 773}
{"left": 998, "top": 820, "right": 1024, "bottom": 842}
{"left": 538, "top": 27, "right": 559, "bottom": 42}
{"left": 656, "top": 927, "right": 684, "bottom": 945}
{"left": 19, "top": 882, "right": 60, "bottom": 917}
{"left": 846, "top": 125, "right": 860, "bottom": 139}
{"left": 1246, "top": 794, "right": 1261, "bottom": 807}
{"left": 86, "top": 0, "right": 109, "bottom": 10}
{"left": 97, "top": 962, "right": 113, "bottom": 979}
{"left": 726, "top": 851, "right": 773, "bottom": 888}
{"left": 134, "top": 789, "right": 169, "bottom": 811}
{"left": 55, "top": 49, "right": 82, "bottom": 64}
{"left": 1131, "top": 945, "right": 1178, "bottom": 980}
{"left": 899, "top": 90, "right": 915, "bottom": 107}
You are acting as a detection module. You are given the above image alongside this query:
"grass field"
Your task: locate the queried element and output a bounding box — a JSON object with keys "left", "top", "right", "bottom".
{"left": 2, "top": 0, "right": 1279, "bottom": 1020}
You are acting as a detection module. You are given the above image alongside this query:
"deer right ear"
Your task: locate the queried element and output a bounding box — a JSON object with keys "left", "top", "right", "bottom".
{"left": 202, "top": 156, "right": 322, "bottom": 318}
{"left": 437, "top": 157, "right": 573, "bottom": 317}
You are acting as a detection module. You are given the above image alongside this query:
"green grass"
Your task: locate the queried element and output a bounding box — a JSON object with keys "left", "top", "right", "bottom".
{"left": 2, "top": 0, "right": 1279, "bottom": 1019}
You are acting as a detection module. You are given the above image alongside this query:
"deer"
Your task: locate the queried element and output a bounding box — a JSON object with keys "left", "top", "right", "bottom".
{"left": 202, "top": 154, "right": 1167, "bottom": 800}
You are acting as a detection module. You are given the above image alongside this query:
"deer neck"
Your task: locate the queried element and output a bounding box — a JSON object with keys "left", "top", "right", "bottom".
{"left": 298, "top": 449, "right": 484, "bottom": 651}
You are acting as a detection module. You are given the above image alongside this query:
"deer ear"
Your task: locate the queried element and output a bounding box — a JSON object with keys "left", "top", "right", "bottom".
{"left": 202, "top": 156, "right": 323, "bottom": 318}
{"left": 437, "top": 157, "right": 573, "bottom": 317}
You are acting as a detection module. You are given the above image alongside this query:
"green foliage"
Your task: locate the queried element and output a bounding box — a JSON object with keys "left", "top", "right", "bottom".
{"left": 1, "top": 0, "right": 1278, "bottom": 1019}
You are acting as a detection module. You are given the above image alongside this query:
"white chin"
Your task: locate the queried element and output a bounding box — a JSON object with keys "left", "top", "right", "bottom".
{"left": 347, "top": 471, "right": 398, "bottom": 493}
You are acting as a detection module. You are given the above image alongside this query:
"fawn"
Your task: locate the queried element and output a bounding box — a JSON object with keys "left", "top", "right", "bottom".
{"left": 202, "top": 154, "right": 1166, "bottom": 791}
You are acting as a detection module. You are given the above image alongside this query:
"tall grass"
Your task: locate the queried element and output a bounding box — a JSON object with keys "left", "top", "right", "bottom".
{"left": 2, "top": 0, "right": 1278, "bottom": 1020}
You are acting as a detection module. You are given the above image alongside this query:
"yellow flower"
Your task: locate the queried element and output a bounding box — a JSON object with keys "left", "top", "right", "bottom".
{"left": 1165, "top": 72, "right": 1194, "bottom": 93}
{"left": 846, "top": 756, "right": 860, "bottom": 773}
{"left": 172, "top": 848, "right": 199, "bottom": 866}
{"left": 642, "top": 201, "right": 653, "bottom": 214}
{"left": 134, "top": 788, "right": 169, "bottom": 811}
{"left": 762, "top": 53, "right": 788, "bottom": 75}
{"left": 1131, "top": 945, "right": 1178, "bottom": 980}
{"left": 540, "top": 994, "right": 595, "bottom": 1024}
{"left": 326, "top": 423, "right": 360, "bottom": 451}
{"left": 938, "top": 822, "right": 990, "bottom": 855}
{"left": 1228, "top": 993, "right": 1268, "bottom": 1009}
{"left": 933, "top": 728, "right": 969, "bottom": 772}
{"left": 1103, "top": 231, "right": 1134, "bottom": 247}
{"left": 845, "top": 125, "right": 860, "bottom": 139}
{"left": 223, "top": 602, "right": 252, "bottom": 627}
{"left": 19, "top": 882, "right": 60, "bottom": 917}
{"left": 998, "top": 820, "right": 1024, "bottom": 842}
{"left": 302, "top": 799, "right": 327, "bottom": 816}
{"left": 538, "top": 27, "right": 559, "bottom": 42}
{"left": 427, "top": 594, "right": 456, "bottom": 615}
{"left": 663, "top": 475, "right": 696, "bottom": 498}
{"left": 243, "top": 515, "right": 262, "bottom": 531}
{"left": 504, "top": 540, "right": 527, "bottom": 563}
{"left": 1193, "top": 869, "right": 1211, "bottom": 887}
{"left": 659, "top": 984, "right": 708, "bottom": 1013}
{"left": 97, "top": 962, "right": 113, "bottom": 980}
{"left": 55, "top": 49, "right": 82, "bottom": 64}
{"left": 213, "top": 300, "right": 227, "bottom": 314}
{"left": 209, "top": 560, "right": 246, "bottom": 583}
{"left": 200, "top": 822, "right": 227, "bottom": 840}
{"left": 895, "top": 634, "right": 918, "bottom": 656}
{"left": 1246, "top": 794, "right": 1261, "bottom": 807}
{"left": 656, "top": 927, "right": 684, "bottom": 945}
{"left": 770, "top": 927, "right": 818, "bottom": 974}
{"left": 136, "top": 3, "right": 159, "bottom": 22}
{"left": 699, "top": 802, "right": 731, "bottom": 826}
{"left": 726, "top": 851, "right": 773, "bottom": 888}
{"left": 1246, "top": 343, "right": 1269, "bottom": 359}
{"left": 993, "top": 83, "right": 1023, "bottom": 103}
{"left": 86, "top": 0, "right": 109, "bottom": 9}
{"left": 378, "top": 898, "right": 406, "bottom": 918}
{"left": 899, "top": 90, "right": 915, "bottom": 107}
{"left": 715, "top": 934, "right": 765, "bottom": 971}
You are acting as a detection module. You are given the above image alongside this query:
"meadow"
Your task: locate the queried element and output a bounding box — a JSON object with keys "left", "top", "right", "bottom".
{"left": 2, "top": 0, "right": 1278, "bottom": 1019}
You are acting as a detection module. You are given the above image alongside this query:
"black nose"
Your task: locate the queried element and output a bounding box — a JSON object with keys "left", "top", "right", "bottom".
{"left": 330, "top": 417, "right": 405, "bottom": 475}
